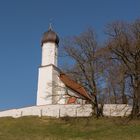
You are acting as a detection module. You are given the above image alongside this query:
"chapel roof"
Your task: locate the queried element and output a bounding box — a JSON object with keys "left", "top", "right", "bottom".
{"left": 59, "top": 73, "right": 91, "bottom": 100}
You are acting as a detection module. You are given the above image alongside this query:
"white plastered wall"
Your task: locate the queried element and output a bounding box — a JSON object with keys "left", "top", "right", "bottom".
{"left": 0, "top": 104, "right": 93, "bottom": 118}
{"left": 41, "top": 43, "right": 58, "bottom": 66}
{"left": 36, "top": 65, "right": 53, "bottom": 105}
{"left": 103, "top": 104, "right": 132, "bottom": 117}
{"left": 52, "top": 68, "right": 67, "bottom": 104}
{"left": 0, "top": 104, "right": 133, "bottom": 118}
{"left": 36, "top": 41, "right": 58, "bottom": 106}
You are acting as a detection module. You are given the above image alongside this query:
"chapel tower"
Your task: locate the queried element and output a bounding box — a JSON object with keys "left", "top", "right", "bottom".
{"left": 36, "top": 25, "right": 59, "bottom": 105}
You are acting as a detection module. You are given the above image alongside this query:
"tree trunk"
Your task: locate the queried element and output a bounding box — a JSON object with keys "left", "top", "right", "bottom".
{"left": 132, "top": 97, "right": 140, "bottom": 118}
{"left": 112, "top": 87, "right": 117, "bottom": 104}
{"left": 131, "top": 76, "right": 140, "bottom": 118}
{"left": 121, "top": 76, "right": 127, "bottom": 104}
{"left": 93, "top": 95, "right": 99, "bottom": 118}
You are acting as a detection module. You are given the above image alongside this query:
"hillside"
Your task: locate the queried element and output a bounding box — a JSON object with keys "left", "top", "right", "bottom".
{"left": 0, "top": 117, "right": 140, "bottom": 140}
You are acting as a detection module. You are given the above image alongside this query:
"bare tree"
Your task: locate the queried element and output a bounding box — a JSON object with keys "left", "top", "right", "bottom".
{"left": 61, "top": 19, "right": 140, "bottom": 118}
{"left": 105, "top": 19, "right": 140, "bottom": 117}
{"left": 62, "top": 28, "right": 101, "bottom": 117}
{"left": 95, "top": 44, "right": 128, "bottom": 104}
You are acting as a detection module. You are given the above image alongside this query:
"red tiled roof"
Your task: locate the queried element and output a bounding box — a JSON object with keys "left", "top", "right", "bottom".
{"left": 59, "top": 73, "right": 91, "bottom": 100}
{"left": 67, "top": 97, "right": 77, "bottom": 104}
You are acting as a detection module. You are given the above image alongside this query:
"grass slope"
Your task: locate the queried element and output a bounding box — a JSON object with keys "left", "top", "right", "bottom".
{"left": 0, "top": 117, "right": 139, "bottom": 140}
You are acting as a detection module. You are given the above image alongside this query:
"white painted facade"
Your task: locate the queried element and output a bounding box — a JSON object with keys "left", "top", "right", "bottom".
{"left": 41, "top": 42, "right": 58, "bottom": 66}
{"left": 52, "top": 68, "right": 67, "bottom": 104}
{"left": 37, "top": 65, "right": 54, "bottom": 105}
{"left": 36, "top": 41, "right": 59, "bottom": 105}
{"left": 36, "top": 65, "right": 68, "bottom": 105}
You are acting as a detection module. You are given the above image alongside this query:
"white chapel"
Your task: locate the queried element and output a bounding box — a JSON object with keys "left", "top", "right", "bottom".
{"left": 36, "top": 26, "right": 91, "bottom": 105}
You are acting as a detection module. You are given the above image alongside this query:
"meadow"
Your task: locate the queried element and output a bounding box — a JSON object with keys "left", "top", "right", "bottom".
{"left": 0, "top": 116, "right": 139, "bottom": 140}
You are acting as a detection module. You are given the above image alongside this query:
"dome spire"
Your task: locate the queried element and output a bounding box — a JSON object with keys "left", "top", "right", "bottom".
{"left": 49, "top": 23, "right": 52, "bottom": 31}
{"left": 41, "top": 23, "right": 59, "bottom": 46}
{"left": 49, "top": 18, "right": 53, "bottom": 30}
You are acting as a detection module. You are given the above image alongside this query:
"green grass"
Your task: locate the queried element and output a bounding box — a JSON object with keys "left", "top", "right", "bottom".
{"left": 0, "top": 116, "right": 139, "bottom": 140}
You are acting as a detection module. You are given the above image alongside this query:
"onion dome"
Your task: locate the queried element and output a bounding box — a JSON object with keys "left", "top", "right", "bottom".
{"left": 41, "top": 25, "right": 59, "bottom": 46}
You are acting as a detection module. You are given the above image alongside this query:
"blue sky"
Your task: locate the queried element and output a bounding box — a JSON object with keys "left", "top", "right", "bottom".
{"left": 0, "top": 0, "right": 139, "bottom": 110}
